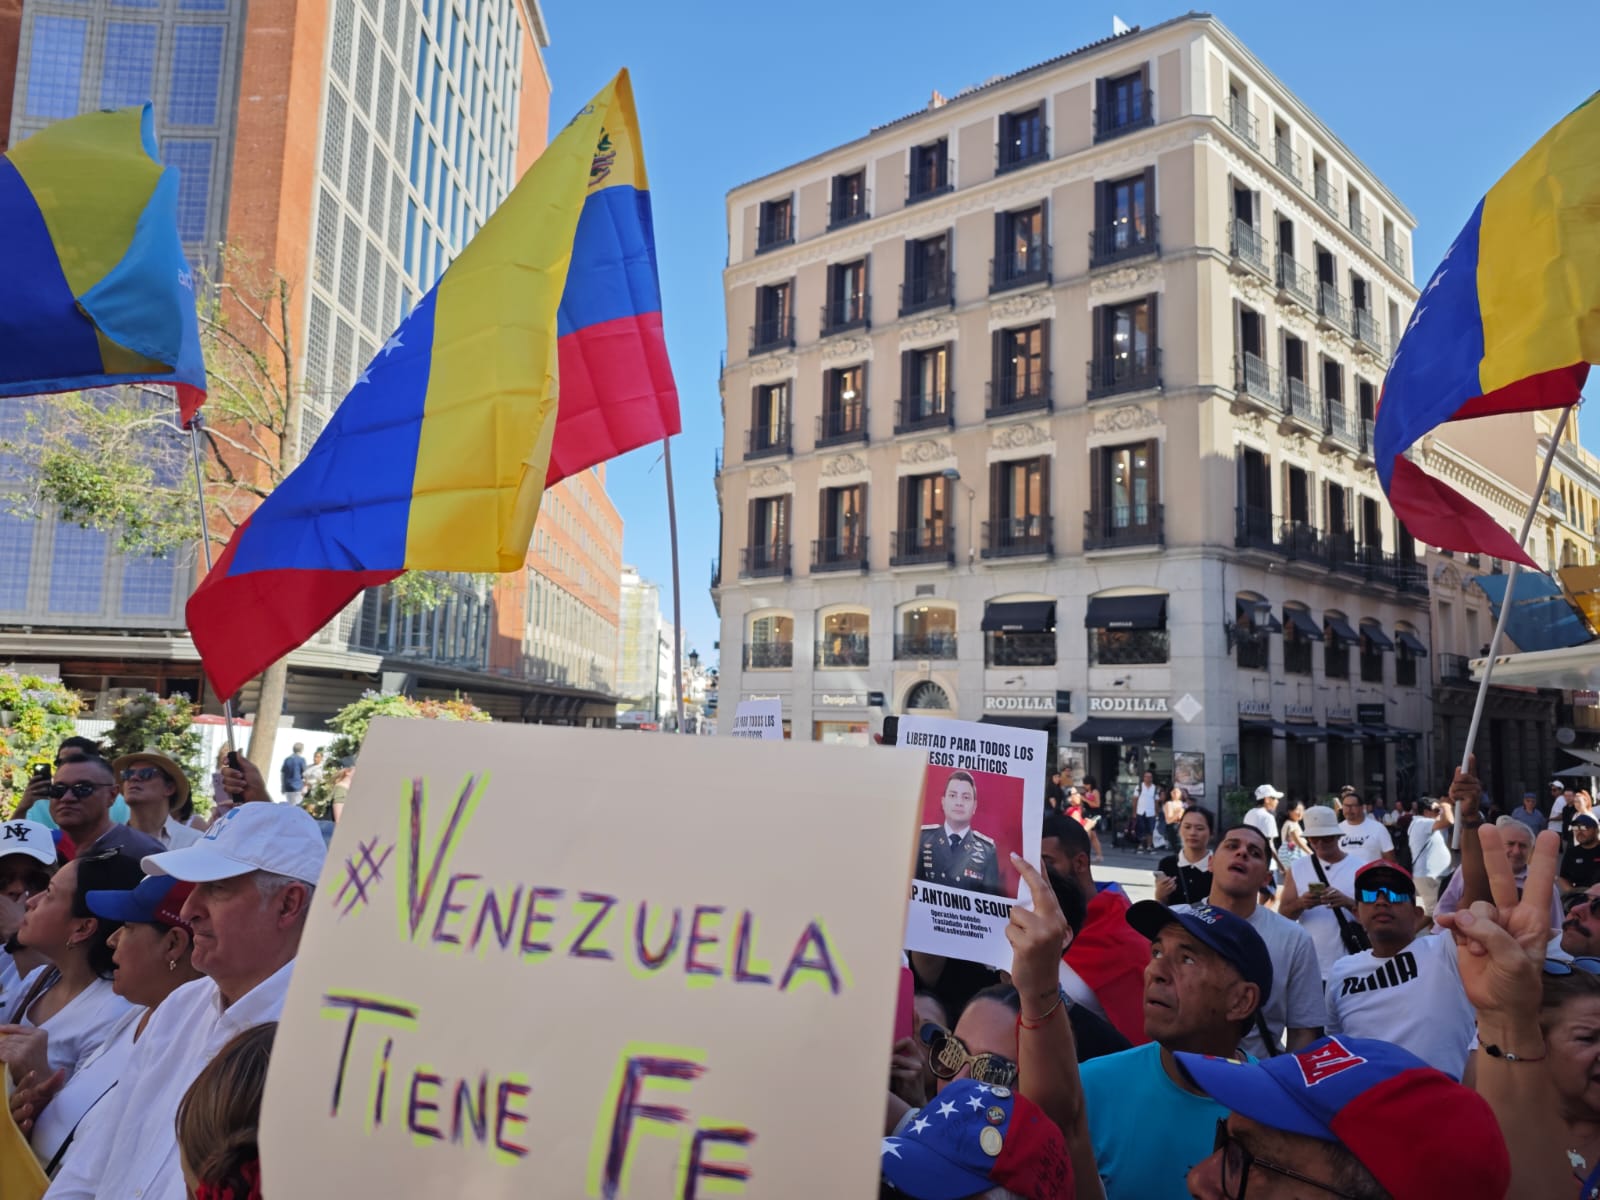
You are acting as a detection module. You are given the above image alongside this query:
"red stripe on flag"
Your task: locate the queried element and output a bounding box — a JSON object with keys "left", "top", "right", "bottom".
{"left": 548, "top": 311, "right": 679, "bottom": 486}
{"left": 1386, "top": 456, "right": 1539, "bottom": 570}
{"left": 186, "top": 521, "right": 399, "bottom": 699}
{"left": 1450, "top": 363, "right": 1587, "bottom": 422}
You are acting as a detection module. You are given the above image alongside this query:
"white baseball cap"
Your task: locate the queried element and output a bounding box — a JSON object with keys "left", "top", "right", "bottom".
{"left": 142, "top": 802, "right": 327, "bottom": 886}
{"left": 1254, "top": 784, "right": 1284, "bottom": 801}
{"left": 0, "top": 819, "right": 57, "bottom": 867}
{"left": 1301, "top": 806, "right": 1342, "bottom": 837}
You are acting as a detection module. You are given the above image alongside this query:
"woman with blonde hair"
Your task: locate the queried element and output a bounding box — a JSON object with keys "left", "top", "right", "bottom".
{"left": 176, "top": 1022, "right": 276, "bottom": 1200}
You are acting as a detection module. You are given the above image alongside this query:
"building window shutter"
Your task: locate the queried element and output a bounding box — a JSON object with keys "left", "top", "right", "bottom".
{"left": 747, "top": 497, "right": 759, "bottom": 550}
{"left": 900, "top": 349, "right": 914, "bottom": 408}
{"left": 1039, "top": 454, "right": 1052, "bottom": 523}
{"left": 991, "top": 328, "right": 1004, "bottom": 392}
{"left": 897, "top": 475, "right": 912, "bottom": 533}
{"left": 1091, "top": 304, "right": 1105, "bottom": 363}
{"left": 1142, "top": 165, "right": 1156, "bottom": 221}
{"left": 1148, "top": 293, "right": 1159, "bottom": 359}
{"left": 903, "top": 238, "right": 916, "bottom": 293}
{"left": 818, "top": 487, "right": 830, "bottom": 546}
{"left": 989, "top": 461, "right": 1004, "bottom": 528}
{"left": 1147, "top": 440, "right": 1160, "bottom": 507}
{"left": 1088, "top": 447, "right": 1104, "bottom": 539}
{"left": 1040, "top": 317, "right": 1052, "bottom": 387}
{"left": 1093, "top": 179, "right": 1105, "bottom": 232}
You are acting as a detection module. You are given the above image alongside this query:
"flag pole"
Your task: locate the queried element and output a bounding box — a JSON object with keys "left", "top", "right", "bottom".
{"left": 185, "top": 411, "right": 241, "bottom": 757}
{"left": 662, "top": 437, "right": 686, "bottom": 735}
{"left": 1458, "top": 403, "right": 1575, "bottom": 778}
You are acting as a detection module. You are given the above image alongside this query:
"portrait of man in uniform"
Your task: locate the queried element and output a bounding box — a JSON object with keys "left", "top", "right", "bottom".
{"left": 916, "top": 770, "right": 1003, "bottom": 895}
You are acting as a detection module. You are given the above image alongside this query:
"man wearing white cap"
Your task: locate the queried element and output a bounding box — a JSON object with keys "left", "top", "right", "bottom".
{"left": 45, "top": 803, "right": 326, "bottom": 1200}
{"left": 1242, "top": 785, "right": 1281, "bottom": 857}
{"left": 0, "top": 818, "right": 57, "bottom": 1010}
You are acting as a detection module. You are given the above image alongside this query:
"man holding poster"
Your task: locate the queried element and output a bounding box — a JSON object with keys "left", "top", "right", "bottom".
{"left": 898, "top": 715, "right": 1046, "bottom": 970}
{"left": 916, "top": 770, "right": 1003, "bottom": 894}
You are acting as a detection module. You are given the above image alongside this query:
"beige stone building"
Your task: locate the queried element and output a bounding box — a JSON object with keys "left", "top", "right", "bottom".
{"left": 713, "top": 14, "right": 1439, "bottom": 808}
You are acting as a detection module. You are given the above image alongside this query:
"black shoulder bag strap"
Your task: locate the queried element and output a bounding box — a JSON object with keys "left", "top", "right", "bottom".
{"left": 1252, "top": 1012, "right": 1284, "bottom": 1057}
{"left": 1308, "top": 853, "right": 1370, "bottom": 955}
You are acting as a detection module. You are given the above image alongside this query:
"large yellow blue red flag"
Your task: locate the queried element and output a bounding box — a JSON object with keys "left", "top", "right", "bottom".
{"left": 1376, "top": 93, "right": 1600, "bottom": 567}
{"left": 0, "top": 104, "right": 206, "bottom": 423}
{"left": 186, "top": 70, "right": 679, "bottom": 698}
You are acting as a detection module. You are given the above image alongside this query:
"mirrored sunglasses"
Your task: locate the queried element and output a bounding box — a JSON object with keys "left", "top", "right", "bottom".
{"left": 1357, "top": 886, "right": 1414, "bottom": 904}
{"left": 918, "top": 1022, "right": 1018, "bottom": 1088}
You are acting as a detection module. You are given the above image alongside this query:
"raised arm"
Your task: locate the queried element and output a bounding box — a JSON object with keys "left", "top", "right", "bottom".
{"left": 1449, "top": 755, "right": 1492, "bottom": 912}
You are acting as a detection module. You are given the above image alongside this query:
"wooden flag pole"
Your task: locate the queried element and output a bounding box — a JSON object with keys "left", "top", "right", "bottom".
{"left": 1458, "top": 403, "right": 1575, "bottom": 778}
{"left": 186, "top": 412, "right": 242, "bottom": 758}
{"left": 663, "top": 437, "right": 687, "bottom": 735}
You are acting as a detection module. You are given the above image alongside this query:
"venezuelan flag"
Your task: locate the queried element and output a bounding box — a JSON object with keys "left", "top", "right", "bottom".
{"left": 186, "top": 71, "right": 679, "bottom": 700}
{"left": 1375, "top": 93, "right": 1600, "bottom": 567}
{"left": 0, "top": 104, "right": 206, "bottom": 424}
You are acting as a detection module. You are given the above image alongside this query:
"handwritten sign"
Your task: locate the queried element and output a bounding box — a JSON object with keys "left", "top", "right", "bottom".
{"left": 260, "top": 719, "right": 923, "bottom": 1197}
{"left": 730, "top": 697, "right": 783, "bottom": 740}
{"left": 897, "top": 715, "right": 1045, "bottom": 969}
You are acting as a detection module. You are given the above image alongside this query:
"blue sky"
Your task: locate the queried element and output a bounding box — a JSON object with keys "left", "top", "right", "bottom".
{"left": 546, "top": 0, "right": 1600, "bottom": 669}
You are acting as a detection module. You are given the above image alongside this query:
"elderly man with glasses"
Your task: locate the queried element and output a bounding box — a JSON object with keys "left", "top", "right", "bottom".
{"left": 46, "top": 756, "right": 161, "bottom": 859}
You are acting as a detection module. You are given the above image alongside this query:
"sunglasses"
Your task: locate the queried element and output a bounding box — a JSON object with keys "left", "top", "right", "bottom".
{"left": 1211, "top": 1119, "right": 1365, "bottom": 1199}
{"left": 47, "top": 781, "right": 110, "bottom": 800}
{"left": 918, "top": 1022, "right": 1018, "bottom": 1089}
{"left": 1356, "top": 886, "right": 1414, "bottom": 905}
{"left": 120, "top": 766, "right": 169, "bottom": 783}
{"left": 1544, "top": 957, "right": 1600, "bottom": 977}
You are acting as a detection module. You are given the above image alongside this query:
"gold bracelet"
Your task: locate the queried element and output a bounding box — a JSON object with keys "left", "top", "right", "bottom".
{"left": 1018, "top": 993, "right": 1065, "bottom": 1029}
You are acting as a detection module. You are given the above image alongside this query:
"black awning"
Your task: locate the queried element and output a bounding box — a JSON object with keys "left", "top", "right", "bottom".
{"left": 1284, "top": 724, "right": 1327, "bottom": 742}
{"left": 1358, "top": 725, "right": 1398, "bottom": 742}
{"left": 1239, "top": 719, "right": 1290, "bottom": 737}
{"left": 1362, "top": 625, "right": 1395, "bottom": 652}
{"left": 1324, "top": 725, "right": 1360, "bottom": 740}
{"left": 1396, "top": 630, "right": 1428, "bottom": 657}
{"left": 1283, "top": 608, "right": 1324, "bottom": 641}
{"left": 1263, "top": 613, "right": 1283, "bottom": 634}
{"left": 1236, "top": 598, "right": 1283, "bottom": 634}
{"left": 1085, "top": 594, "right": 1167, "bottom": 630}
{"left": 982, "top": 600, "right": 1056, "bottom": 633}
{"left": 1069, "top": 716, "right": 1173, "bottom": 745}
{"left": 1325, "top": 616, "right": 1359, "bottom": 645}
{"left": 980, "top": 714, "right": 1057, "bottom": 731}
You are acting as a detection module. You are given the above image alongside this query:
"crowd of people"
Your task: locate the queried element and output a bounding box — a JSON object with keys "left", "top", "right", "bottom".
{"left": 886, "top": 757, "right": 1600, "bottom": 1199}
{"left": 0, "top": 735, "right": 322, "bottom": 1199}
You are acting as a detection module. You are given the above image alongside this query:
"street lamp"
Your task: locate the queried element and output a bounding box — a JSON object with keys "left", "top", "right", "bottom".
{"left": 941, "top": 467, "right": 976, "bottom": 565}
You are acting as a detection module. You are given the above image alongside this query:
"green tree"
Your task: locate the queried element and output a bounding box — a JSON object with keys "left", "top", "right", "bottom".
{"left": 304, "top": 690, "right": 491, "bottom": 815}
{"left": 0, "top": 673, "right": 81, "bottom": 806}
{"left": 104, "top": 691, "right": 204, "bottom": 790}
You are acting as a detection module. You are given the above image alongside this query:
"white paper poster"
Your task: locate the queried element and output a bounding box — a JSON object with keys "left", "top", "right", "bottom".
{"left": 896, "top": 716, "right": 1045, "bottom": 969}
{"left": 730, "top": 697, "right": 783, "bottom": 740}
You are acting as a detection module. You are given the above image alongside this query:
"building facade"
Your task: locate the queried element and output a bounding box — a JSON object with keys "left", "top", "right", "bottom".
{"left": 715, "top": 15, "right": 1443, "bottom": 809}
{"left": 618, "top": 564, "right": 664, "bottom": 716}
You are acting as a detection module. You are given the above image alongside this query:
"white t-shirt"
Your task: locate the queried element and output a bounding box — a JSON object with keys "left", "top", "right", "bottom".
{"left": 21, "top": 977, "right": 136, "bottom": 1077}
{"left": 1338, "top": 819, "right": 1393, "bottom": 866}
{"left": 1289, "top": 853, "right": 1365, "bottom": 976}
{"left": 1243, "top": 806, "right": 1279, "bottom": 844}
{"left": 1325, "top": 933, "right": 1476, "bottom": 1079}
{"left": 1136, "top": 784, "right": 1159, "bottom": 817}
{"left": 1178, "top": 903, "right": 1324, "bottom": 1056}
{"left": 1408, "top": 817, "right": 1451, "bottom": 879}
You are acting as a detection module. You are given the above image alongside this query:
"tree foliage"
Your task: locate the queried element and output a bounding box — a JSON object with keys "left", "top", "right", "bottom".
{"left": 304, "top": 690, "right": 492, "bottom": 814}
{"left": 104, "top": 691, "right": 204, "bottom": 793}
{"left": 0, "top": 673, "right": 81, "bottom": 802}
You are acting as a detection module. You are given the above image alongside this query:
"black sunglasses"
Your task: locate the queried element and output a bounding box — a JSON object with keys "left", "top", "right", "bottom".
{"left": 47, "top": 781, "right": 110, "bottom": 800}
{"left": 1211, "top": 1119, "right": 1366, "bottom": 1199}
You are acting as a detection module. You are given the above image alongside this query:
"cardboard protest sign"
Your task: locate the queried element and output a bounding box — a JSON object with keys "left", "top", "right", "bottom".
{"left": 897, "top": 716, "right": 1045, "bottom": 969}
{"left": 730, "top": 697, "right": 783, "bottom": 739}
{"left": 260, "top": 719, "right": 923, "bottom": 1197}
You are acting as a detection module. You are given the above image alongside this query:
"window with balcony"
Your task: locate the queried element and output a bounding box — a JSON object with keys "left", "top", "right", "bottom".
{"left": 1316, "top": 246, "right": 1348, "bottom": 331}
{"left": 818, "top": 364, "right": 866, "bottom": 447}
{"left": 1235, "top": 303, "right": 1269, "bottom": 400}
{"left": 1231, "top": 183, "right": 1267, "bottom": 274}
{"left": 985, "top": 456, "right": 1050, "bottom": 557}
{"left": 1357, "top": 378, "right": 1377, "bottom": 451}
{"left": 750, "top": 281, "right": 793, "bottom": 353}
{"left": 756, "top": 196, "right": 793, "bottom": 252}
{"left": 746, "top": 382, "right": 790, "bottom": 459}
{"left": 1347, "top": 186, "right": 1370, "bottom": 244}
{"left": 908, "top": 139, "right": 951, "bottom": 202}
{"left": 1323, "top": 357, "right": 1354, "bottom": 446}
{"left": 1360, "top": 620, "right": 1388, "bottom": 683}
{"left": 1236, "top": 447, "right": 1273, "bottom": 550}
{"left": 1283, "top": 604, "right": 1318, "bottom": 675}
{"left": 1276, "top": 217, "right": 1314, "bottom": 308}
{"left": 1351, "top": 273, "right": 1379, "bottom": 349}
{"left": 742, "top": 494, "right": 790, "bottom": 578}
{"left": 813, "top": 483, "right": 866, "bottom": 572}
{"left": 1282, "top": 334, "right": 1312, "bottom": 420}
{"left": 829, "top": 170, "right": 868, "bottom": 228}
{"left": 1273, "top": 121, "right": 1300, "bottom": 184}
{"left": 989, "top": 322, "right": 1050, "bottom": 416}
{"left": 998, "top": 104, "right": 1047, "bottom": 173}
{"left": 898, "top": 603, "right": 956, "bottom": 660}
{"left": 985, "top": 599, "right": 1056, "bottom": 667}
{"left": 744, "top": 612, "right": 793, "bottom": 669}
{"left": 1312, "top": 153, "right": 1333, "bottom": 213}
{"left": 1324, "top": 611, "right": 1353, "bottom": 678}
{"left": 991, "top": 204, "right": 1049, "bottom": 292}
{"left": 1226, "top": 84, "right": 1258, "bottom": 148}
{"left": 1095, "top": 67, "right": 1151, "bottom": 141}
{"left": 897, "top": 344, "right": 953, "bottom": 432}
{"left": 1089, "top": 296, "right": 1159, "bottom": 398}
{"left": 1325, "top": 483, "right": 1353, "bottom": 561}
{"left": 823, "top": 259, "right": 869, "bottom": 335}
{"left": 1091, "top": 169, "right": 1156, "bottom": 266}
{"left": 1087, "top": 440, "right": 1161, "bottom": 549}
{"left": 1361, "top": 496, "right": 1384, "bottom": 559}
{"left": 817, "top": 609, "right": 869, "bottom": 668}
{"left": 901, "top": 231, "right": 953, "bottom": 315}
{"left": 1087, "top": 594, "right": 1169, "bottom": 665}
{"left": 893, "top": 473, "right": 953, "bottom": 565}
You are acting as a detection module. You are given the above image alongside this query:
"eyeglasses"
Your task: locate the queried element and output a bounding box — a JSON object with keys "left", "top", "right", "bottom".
{"left": 120, "top": 767, "right": 169, "bottom": 783}
{"left": 1544, "top": 957, "right": 1600, "bottom": 977}
{"left": 1211, "top": 1119, "right": 1365, "bottom": 1199}
{"left": 918, "top": 1023, "right": 1018, "bottom": 1089}
{"left": 1356, "top": 886, "right": 1414, "bottom": 905}
{"left": 47, "top": 781, "right": 110, "bottom": 800}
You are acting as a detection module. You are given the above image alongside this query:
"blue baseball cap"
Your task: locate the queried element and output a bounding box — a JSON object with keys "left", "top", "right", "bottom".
{"left": 85, "top": 873, "right": 194, "bottom": 929}
{"left": 1126, "top": 899, "right": 1274, "bottom": 1006}
{"left": 1174, "top": 1036, "right": 1509, "bottom": 1200}
{"left": 881, "top": 1079, "right": 1070, "bottom": 1200}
